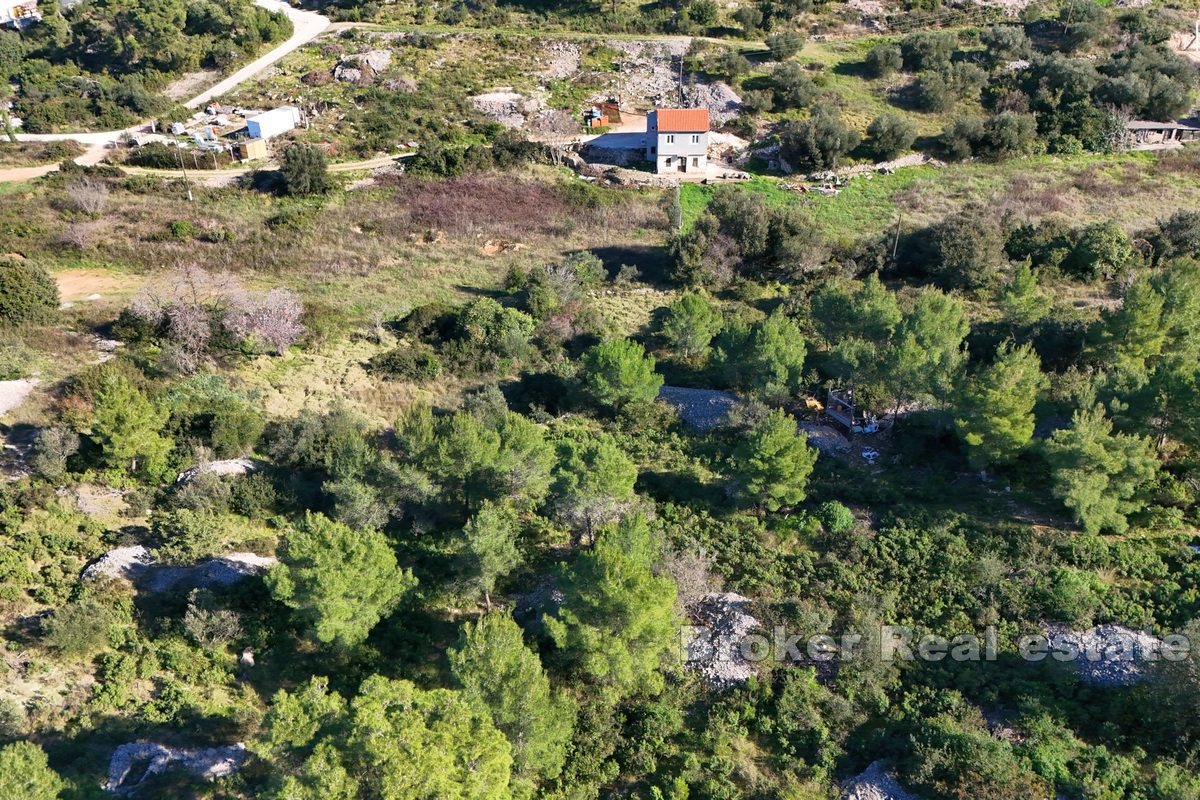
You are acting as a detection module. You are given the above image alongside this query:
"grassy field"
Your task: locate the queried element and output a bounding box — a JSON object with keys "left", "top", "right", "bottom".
{"left": 4, "top": 166, "right": 673, "bottom": 423}
{"left": 681, "top": 149, "right": 1200, "bottom": 243}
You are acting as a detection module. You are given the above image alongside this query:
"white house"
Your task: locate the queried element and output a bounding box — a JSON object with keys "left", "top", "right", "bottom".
{"left": 645, "top": 108, "right": 710, "bottom": 174}
{"left": 0, "top": 0, "right": 40, "bottom": 29}
{"left": 246, "top": 106, "right": 302, "bottom": 140}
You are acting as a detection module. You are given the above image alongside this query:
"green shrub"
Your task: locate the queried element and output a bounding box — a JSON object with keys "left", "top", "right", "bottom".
{"left": 0, "top": 335, "right": 35, "bottom": 379}
{"left": 0, "top": 258, "right": 59, "bottom": 326}
{"left": 765, "top": 31, "right": 805, "bottom": 61}
{"left": 865, "top": 43, "right": 902, "bottom": 78}
{"left": 231, "top": 471, "right": 279, "bottom": 517}
{"left": 367, "top": 344, "right": 443, "bottom": 380}
{"left": 167, "top": 219, "right": 197, "bottom": 240}
{"left": 280, "top": 143, "right": 329, "bottom": 196}
{"left": 42, "top": 596, "right": 128, "bottom": 659}
{"left": 817, "top": 500, "right": 855, "bottom": 534}
{"left": 266, "top": 205, "right": 316, "bottom": 231}
{"left": 865, "top": 113, "right": 917, "bottom": 160}
{"left": 152, "top": 509, "right": 222, "bottom": 565}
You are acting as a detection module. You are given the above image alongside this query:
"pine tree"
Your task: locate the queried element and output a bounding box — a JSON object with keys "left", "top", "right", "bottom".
{"left": 1043, "top": 405, "right": 1159, "bottom": 534}
{"left": 462, "top": 502, "right": 521, "bottom": 610}
{"left": 90, "top": 371, "right": 172, "bottom": 479}
{"left": 546, "top": 514, "right": 678, "bottom": 702}
{"left": 450, "top": 612, "right": 576, "bottom": 791}
{"left": 812, "top": 274, "right": 901, "bottom": 395}
{"left": 0, "top": 742, "right": 64, "bottom": 800}
{"left": 266, "top": 512, "right": 417, "bottom": 648}
{"left": 580, "top": 339, "right": 663, "bottom": 411}
{"left": 661, "top": 291, "right": 722, "bottom": 360}
{"left": 1092, "top": 278, "right": 1168, "bottom": 378}
{"left": 263, "top": 675, "right": 512, "bottom": 800}
{"left": 742, "top": 310, "right": 807, "bottom": 402}
{"left": 732, "top": 408, "right": 819, "bottom": 511}
{"left": 954, "top": 343, "right": 1048, "bottom": 471}
{"left": 998, "top": 261, "right": 1050, "bottom": 327}
{"left": 552, "top": 433, "right": 638, "bottom": 545}
{"left": 271, "top": 742, "right": 359, "bottom": 800}
{"left": 347, "top": 676, "right": 513, "bottom": 800}
{"left": 886, "top": 287, "right": 969, "bottom": 412}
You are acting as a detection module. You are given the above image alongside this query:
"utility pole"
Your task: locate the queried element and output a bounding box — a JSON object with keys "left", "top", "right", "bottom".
{"left": 176, "top": 146, "right": 194, "bottom": 202}
{"left": 890, "top": 212, "right": 903, "bottom": 264}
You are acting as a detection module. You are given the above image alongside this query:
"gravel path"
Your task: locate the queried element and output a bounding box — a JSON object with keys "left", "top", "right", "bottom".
{"left": 659, "top": 386, "right": 738, "bottom": 431}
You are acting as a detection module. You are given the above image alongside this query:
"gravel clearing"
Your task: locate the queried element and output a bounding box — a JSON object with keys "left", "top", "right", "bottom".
{"left": 812, "top": 153, "right": 941, "bottom": 181}
{"left": 685, "top": 592, "right": 761, "bottom": 689}
{"left": 606, "top": 39, "right": 689, "bottom": 105}
{"left": 842, "top": 761, "right": 920, "bottom": 800}
{"left": 0, "top": 378, "right": 37, "bottom": 417}
{"left": 1046, "top": 624, "right": 1166, "bottom": 687}
{"left": 799, "top": 422, "right": 851, "bottom": 454}
{"left": 144, "top": 552, "right": 278, "bottom": 592}
{"left": 176, "top": 457, "right": 261, "bottom": 484}
{"left": 105, "top": 742, "right": 246, "bottom": 794}
{"left": 82, "top": 546, "right": 156, "bottom": 583}
{"left": 659, "top": 386, "right": 738, "bottom": 431}
{"left": 83, "top": 547, "right": 276, "bottom": 592}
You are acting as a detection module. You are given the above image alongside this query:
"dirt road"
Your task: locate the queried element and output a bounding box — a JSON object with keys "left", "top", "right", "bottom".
{"left": 7, "top": 0, "right": 331, "bottom": 151}
{"left": 184, "top": 0, "right": 329, "bottom": 109}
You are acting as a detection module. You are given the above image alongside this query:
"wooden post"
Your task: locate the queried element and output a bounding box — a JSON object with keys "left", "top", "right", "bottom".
{"left": 176, "top": 146, "right": 194, "bottom": 202}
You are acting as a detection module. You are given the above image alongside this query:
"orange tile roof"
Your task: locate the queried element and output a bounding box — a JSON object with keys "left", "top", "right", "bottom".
{"left": 655, "top": 108, "right": 710, "bottom": 132}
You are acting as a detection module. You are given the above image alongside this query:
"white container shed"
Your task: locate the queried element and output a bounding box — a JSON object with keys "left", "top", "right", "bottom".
{"left": 246, "top": 106, "right": 302, "bottom": 140}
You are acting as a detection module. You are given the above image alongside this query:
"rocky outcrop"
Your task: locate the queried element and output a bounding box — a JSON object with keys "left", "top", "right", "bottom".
{"left": 83, "top": 548, "right": 276, "bottom": 592}
{"left": 104, "top": 742, "right": 246, "bottom": 794}
{"left": 842, "top": 761, "right": 920, "bottom": 800}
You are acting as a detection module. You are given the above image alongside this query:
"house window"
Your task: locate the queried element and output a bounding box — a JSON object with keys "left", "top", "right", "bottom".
{"left": 692, "top": 157, "right": 699, "bottom": 167}
{"left": 650, "top": 146, "right": 656, "bottom": 154}
{"left": 665, "top": 157, "right": 672, "bottom": 166}
{"left": 665, "top": 134, "right": 675, "bottom": 144}
{"left": 691, "top": 134, "right": 701, "bottom": 143}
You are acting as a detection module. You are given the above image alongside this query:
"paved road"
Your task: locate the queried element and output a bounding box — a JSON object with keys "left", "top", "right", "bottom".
{"left": 184, "top": 0, "right": 329, "bottom": 109}
{"left": 1, "top": 0, "right": 331, "bottom": 180}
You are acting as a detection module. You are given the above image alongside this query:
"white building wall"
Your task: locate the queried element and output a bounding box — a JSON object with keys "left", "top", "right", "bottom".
{"left": 656, "top": 153, "right": 707, "bottom": 173}
{"left": 246, "top": 106, "right": 302, "bottom": 140}
{"left": 644, "top": 111, "right": 709, "bottom": 173}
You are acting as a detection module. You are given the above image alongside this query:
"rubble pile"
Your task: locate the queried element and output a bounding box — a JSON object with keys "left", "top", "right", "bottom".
{"left": 842, "top": 761, "right": 920, "bottom": 800}
{"left": 607, "top": 39, "right": 689, "bottom": 105}
{"left": 105, "top": 742, "right": 246, "bottom": 795}
{"left": 176, "top": 457, "right": 260, "bottom": 484}
{"left": 685, "top": 592, "right": 761, "bottom": 689}
{"left": 84, "top": 547, "right": 276, "bottom": 592}
{"left": 334, "top": 49, "right": 393, "bottom": 83}
{"left": 684, "top": 81, "right": 744, "bottom": 126}
{"left": 540, "top": 41, "right": 581, "bottom": 79}
{"left": 1047, "top": 624, "right": 1166, "bottom": 687}
{"left": 470, "top": 89, "right": 538, "bottom": 128}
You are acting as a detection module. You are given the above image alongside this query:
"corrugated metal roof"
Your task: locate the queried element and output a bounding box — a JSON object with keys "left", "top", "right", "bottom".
{"left": 654, "top": 108, "right": 710, "bottom": 132}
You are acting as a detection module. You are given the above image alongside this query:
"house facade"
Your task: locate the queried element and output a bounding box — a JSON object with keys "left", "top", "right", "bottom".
{"left": 645, "top": 108, "right": 709, "bottom": 174}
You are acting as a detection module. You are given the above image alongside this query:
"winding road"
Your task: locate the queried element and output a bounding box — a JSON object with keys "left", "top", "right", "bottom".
{"left": 1, "top": 0, "right": 336, "bottom": 182}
